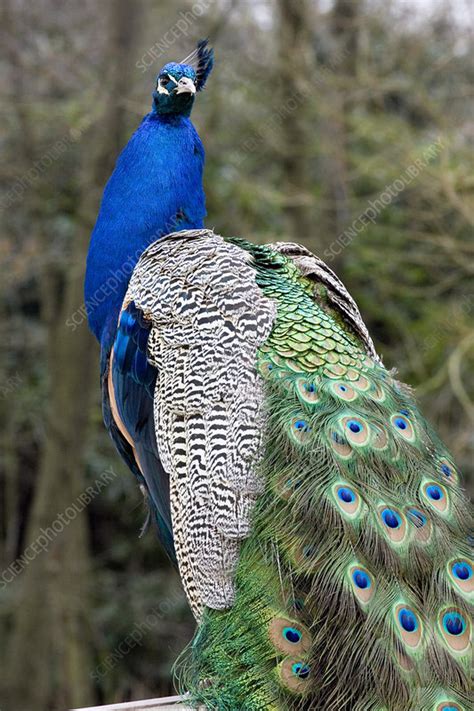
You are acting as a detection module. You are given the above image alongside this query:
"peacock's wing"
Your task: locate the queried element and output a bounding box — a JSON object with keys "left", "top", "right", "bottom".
{"left": 103, "top": 301, "right": 177, "bottom": 561}
{"left": 124, "top": 229, "right": 276, "bottom": 617}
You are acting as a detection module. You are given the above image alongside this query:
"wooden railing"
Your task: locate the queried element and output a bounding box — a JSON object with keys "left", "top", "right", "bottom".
{"left": 71, "top": 695, "right": 198, "bottom": 711}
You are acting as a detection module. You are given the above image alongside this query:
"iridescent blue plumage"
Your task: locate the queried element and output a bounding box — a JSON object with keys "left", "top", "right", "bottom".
{"left": 85, "top": 110, "right": 206, "bottom": 349}
{"left": 85, "top": 41, "right": 214, "bottom": 563}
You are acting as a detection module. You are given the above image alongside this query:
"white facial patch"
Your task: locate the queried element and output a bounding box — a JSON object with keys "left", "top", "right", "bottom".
{"left": 156, "top": 74, "right": 195, "bottom": 96}
{"left": 157, "top": 73, "right": 179, "bottom": 95}
{"left": 176, "top": 77, "right": 196, "bottom": 95}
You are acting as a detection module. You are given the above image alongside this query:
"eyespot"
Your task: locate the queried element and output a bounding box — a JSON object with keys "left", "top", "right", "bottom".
{"left": 421, "top": 481, "right": 449, "bottom": 514}
{"left": 292, "top": 662, "right": 310, "bottom": 679}
{"left": 438, "top": 457, "right": 459, "bottom": 485}
{"left": 435, "top": 703, "right": 463, "bottom": 711}
{"left": 295, "top": 419, "right": 308, "bottom": 430}
{"left": 449, "top": 559, "right": 473, "bottom": 597}
{"left": 275, "top": 472, "right": 303, "bottom": 500}
{"left": 348, "top": 564, "right": 375, "bottom": 606}
{"left": 399, "top": 608, "right": 418, "bottom": 633}
{"left": 338, "top": 487, "right": 355, "bottom": 503}
{"left": 438, "top": 607, "right": 471, "bottom": 653}
{"left": 397, "top": 652, "right": 415, "bottom": 672}
{"left": 291, "top": 540, "right": 321, "bottom": 573}
{"left": 427, "top": 485, "right": 442, "bottom": 500}
{"left": 268, "top": 618, "right": 311, "bottom": 655}
{"left": 259, "top": 359, "right": 275, "bottom": 378}
{"left": 353, "top": 570, "right": 371, "bottom": 589}
{"left": 284, "top": 627, "right": 301, "bottom": 643}
{"left": 342, "top": 416, "right": 370, "bottom": 446}
{"left": 381, "top": 508, "right": 402, "bottom": 529}
{"left": 296, "top": 378, "right": 320, "bottom": 405}
{"left": 453, "top": 562, "right": 471, "bottom": 580}
{"left": 390, "top": 413, "right": 415, "bottom": 442}
{"left": 394, "top": 604, "right": 423, "bottom": 649}
{"left": 368, "top": 382, "right": 386, "bottom": 402}
{"left": 348, "top": 420, "right": 361, "bottom": 433}
{"left": 379, "top": 506, "right": 407, "bottom": 543}
{"left": 333, "top": 484, "right": 362, "bottom": 519}
{"left": 279, "top": 657, "right": 311, "bottom": 693}
{"left": 443, "top": 611, "right": 465, "bottom": 635}
{"left": 289, "top": 415, "right": 312, "bottom": 444}
{"left": 331, "top": 382, "right": 357, "bottom": 402}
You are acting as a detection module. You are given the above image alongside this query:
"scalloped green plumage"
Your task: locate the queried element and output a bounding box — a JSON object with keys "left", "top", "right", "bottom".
{"left": 179, "top": 239, "right": 472, "bottom": 711}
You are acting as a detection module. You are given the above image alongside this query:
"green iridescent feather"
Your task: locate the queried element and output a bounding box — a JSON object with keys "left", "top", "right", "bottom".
{"left": 178, "top": 239, "right": 472, "bottom": 711}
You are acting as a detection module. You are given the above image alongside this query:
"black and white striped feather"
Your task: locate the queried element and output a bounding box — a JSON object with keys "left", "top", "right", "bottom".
{"left": 126, "top": 230, "right": 276, "bottom": 617}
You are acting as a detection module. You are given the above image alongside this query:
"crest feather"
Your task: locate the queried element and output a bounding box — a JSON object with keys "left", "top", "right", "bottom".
{"left": 181, "top": 39, "right": 214, "bottom": 91}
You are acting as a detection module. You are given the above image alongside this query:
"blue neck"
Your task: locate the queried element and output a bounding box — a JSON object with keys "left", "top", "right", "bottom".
{"left": 85, "top": 112, "right": 206, "bottom": 351}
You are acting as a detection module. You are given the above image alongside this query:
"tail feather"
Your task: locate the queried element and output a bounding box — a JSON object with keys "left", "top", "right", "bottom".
{"left": 178, "top": 240, "right": 472, "bottom": 710}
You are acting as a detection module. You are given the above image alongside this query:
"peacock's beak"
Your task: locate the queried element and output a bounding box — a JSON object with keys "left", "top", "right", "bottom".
{"left": 175, "top": 77, "right": 196, "bottom": 95}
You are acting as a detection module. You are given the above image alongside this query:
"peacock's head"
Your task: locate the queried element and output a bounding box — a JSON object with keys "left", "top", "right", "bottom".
{"left": 152, "top": 40, "right": 214, "bottom": 117}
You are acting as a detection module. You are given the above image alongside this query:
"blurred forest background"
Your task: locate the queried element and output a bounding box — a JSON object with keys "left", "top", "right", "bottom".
{"left": 0, "top": 0, "right": 472, "bottom": 709}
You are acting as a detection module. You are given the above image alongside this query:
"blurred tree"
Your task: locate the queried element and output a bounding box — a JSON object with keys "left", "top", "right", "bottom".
{"left": 2, "top": 1, "right": 139, "bottom": 709}
{"left": 321, "top": 0, "right": 363, "bottom": 253}
{"left": 277, "top": 0, "right": 313, "bottom": 243}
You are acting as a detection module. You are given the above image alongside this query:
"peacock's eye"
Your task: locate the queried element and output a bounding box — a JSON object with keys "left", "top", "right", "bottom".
{"left": 157, "top": 74, "right": 177, "bottom": 95}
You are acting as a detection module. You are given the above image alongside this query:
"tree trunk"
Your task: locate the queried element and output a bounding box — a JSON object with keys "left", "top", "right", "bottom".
{"left": 277, "top": 0, "right": 314, "bottom": 245}
{"left": 332, "top": 0, "right": 361, "bottom": 74}
{"left": 319, "top": 0, "right": 362, "bottom": 266}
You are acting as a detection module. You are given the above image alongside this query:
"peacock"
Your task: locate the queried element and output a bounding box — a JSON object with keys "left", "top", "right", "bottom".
{"left": 85, "top": 41, "right": 473, "bottom": 711}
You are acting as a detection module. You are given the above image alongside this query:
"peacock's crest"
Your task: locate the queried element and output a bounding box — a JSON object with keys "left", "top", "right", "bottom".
{"left": 180, "top": 38, "right": 214, "bottom": 91}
